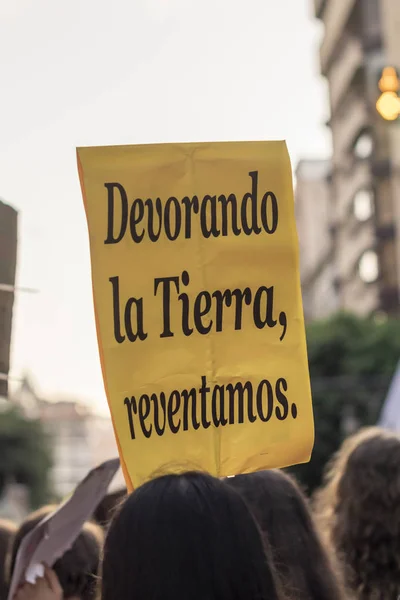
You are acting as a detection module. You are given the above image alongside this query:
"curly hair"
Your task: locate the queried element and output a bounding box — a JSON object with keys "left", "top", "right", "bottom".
{"left": 314, "top": 427, "right": 400, "bottom": 600}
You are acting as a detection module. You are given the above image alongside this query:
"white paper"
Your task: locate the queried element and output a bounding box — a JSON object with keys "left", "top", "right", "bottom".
{"left": 25, "top": 563, "right": 44, "bottom": 584}
{"left": 8, "top": 458, "right": 120, "bottom": 600}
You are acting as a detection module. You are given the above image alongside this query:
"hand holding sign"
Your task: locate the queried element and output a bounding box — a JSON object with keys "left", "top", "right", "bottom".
{"left": 8, "top": 458, "right": 120, "bottom": 600}
{"left": 78, "top": 141, "right": 314, "bottom": 490}
{"left": 14, "top": 567, "right": 62, "bottom": 600}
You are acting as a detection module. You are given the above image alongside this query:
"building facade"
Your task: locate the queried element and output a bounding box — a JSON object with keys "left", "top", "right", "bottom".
{"left": 13, "top": 378, "right": 123, "bottom": 498}
{"left": 312, "top": 0, "right": 400, "bottom": 317}
{"left": 295, "top": 160, "right": 339, "bottom": 321}
{"left": 0, "top": 200, "right": 18, "bottom": 397}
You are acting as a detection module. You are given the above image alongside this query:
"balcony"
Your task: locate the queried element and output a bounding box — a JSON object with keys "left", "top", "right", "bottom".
{"left": 335, "top": 160, "right": 371, "bottom": 222}
{"left": 328, "top": 36, "right": 363, "bottom": 112}
{"left": 332, "top": 94, "right": 369, "bottom": 165}
{"left": 342, "top": 276, "right": 379, "bottom": 315}
{"left": 337, "top": 220, "right": 375, "bottom": 283}
{"left": 319, "top": 0, "right": 357, "bottom": 75}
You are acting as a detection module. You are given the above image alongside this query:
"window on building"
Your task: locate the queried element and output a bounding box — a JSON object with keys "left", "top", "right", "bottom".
{"left": 353, "top": 189, "right": 374, "bottom": 221}
{"left": 354, "top": 132, "right": 373, "bottom": 159}
{"left": 359, "top": 250, "right": 379, "bottom": 283}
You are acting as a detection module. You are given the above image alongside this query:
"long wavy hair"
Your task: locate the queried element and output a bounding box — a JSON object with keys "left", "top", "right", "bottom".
{"left": 314, "top": 427, "right": 400, "bottom": 600}
{"left": 227, "top": 470, "right": 346, "bottom": 600}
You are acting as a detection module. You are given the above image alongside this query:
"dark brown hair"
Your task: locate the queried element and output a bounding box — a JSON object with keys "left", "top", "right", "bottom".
{"left": 92, "top": 489, "right": 126, "bottom": 530}
{"left": 228, "top": 470, "right": 346, "bottom": 600}
{"left": 315, "top": 427, "right": 400, "bottom": 599}
{"left": 0, "top": 519, "right": 16, "bottom": 600}
{"left": 10, "top": 506, "right": 103, "bottom": 600}
{"left": 102, "top": 471, "right": 284, "bottom": 600}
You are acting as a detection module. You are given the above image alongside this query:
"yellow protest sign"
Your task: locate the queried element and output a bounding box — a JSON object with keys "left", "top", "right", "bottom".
{"left": 77, "top": 141, "right": 314, "bottom": 490}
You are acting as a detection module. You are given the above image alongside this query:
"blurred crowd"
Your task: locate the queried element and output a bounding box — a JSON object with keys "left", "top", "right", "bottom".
{"left": 0, "top": 426, "right": 399, "bottom": 600}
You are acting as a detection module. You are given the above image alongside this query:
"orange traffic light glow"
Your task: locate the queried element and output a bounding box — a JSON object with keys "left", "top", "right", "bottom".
{"left": 376, "top": 67, "right": 400, "bottom": 121}
{"left": 376, "top": 91, "right": 400, "bottom": 121}
{"left": 379, "top": 67, "right": 399, "bottom": 93}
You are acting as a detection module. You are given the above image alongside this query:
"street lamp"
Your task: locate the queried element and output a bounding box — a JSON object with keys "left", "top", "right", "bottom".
{"left": 376, "top": 66, "right": 400, "bottom": 121}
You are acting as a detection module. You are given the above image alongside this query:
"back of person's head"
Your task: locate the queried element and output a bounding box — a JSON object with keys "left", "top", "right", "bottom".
{"left": 319, "top": 427, "right": 400, "bottom": 599}
{"left": 0, "top": 519, "right": 16, "bottom": 600}
{"left": 227, "top": 470, "right": 345, "bottom": 600}
{"left": 314, "top": 427, "right": 380, "bottom": 543}
{"left": 92, "top": 489, "right": 126, "bottom": 530}
{"left": 10, "top": 505, "right": 104, "bottom": 600}
{"left": 102, "top": 471, "right": 283, "bottom": 600}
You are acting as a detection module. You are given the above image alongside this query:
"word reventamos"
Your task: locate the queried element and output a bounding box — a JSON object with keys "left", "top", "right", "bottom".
{"left": 123, "top": 375, "right": 297, "bottom": 440}
{"left": 104, "top": 171, "right": 278, "bottom": 244}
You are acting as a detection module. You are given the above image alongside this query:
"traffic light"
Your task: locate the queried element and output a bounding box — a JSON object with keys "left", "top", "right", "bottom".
{"left": 376, "top": 67, "right": 400, "bottom": 121}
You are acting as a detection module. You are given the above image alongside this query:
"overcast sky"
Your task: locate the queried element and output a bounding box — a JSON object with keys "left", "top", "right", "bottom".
{"left": 0, "top": 0, "right": 330, "bottom": 412}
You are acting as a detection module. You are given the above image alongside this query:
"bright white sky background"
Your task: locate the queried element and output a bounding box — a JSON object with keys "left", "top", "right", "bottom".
{"left": 0, "top": 0, "right": 330, "bottom": 413}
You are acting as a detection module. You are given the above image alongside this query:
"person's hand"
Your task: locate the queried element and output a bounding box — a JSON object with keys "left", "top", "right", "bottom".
{"left": 14, "top": 566, "right": 62, "bottom": 600}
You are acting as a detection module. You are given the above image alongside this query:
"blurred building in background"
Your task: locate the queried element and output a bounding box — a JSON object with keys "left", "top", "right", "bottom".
{"left": 40, "top": 399, "right": 92, "bottom": 498}
{"left": 0, "top": 482, "right": 29, "bottom": 522}
{"left": 295, "top": 159, "right": 339, "bottom": 321}
{"left": 0, "top": 200, "right": 18, "bottom": 397}
{"left": 12, "top": 377, "right": 123, "bottom": 498}
{"left": 299, "top": 0, "right": 400, "bottom": 319}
